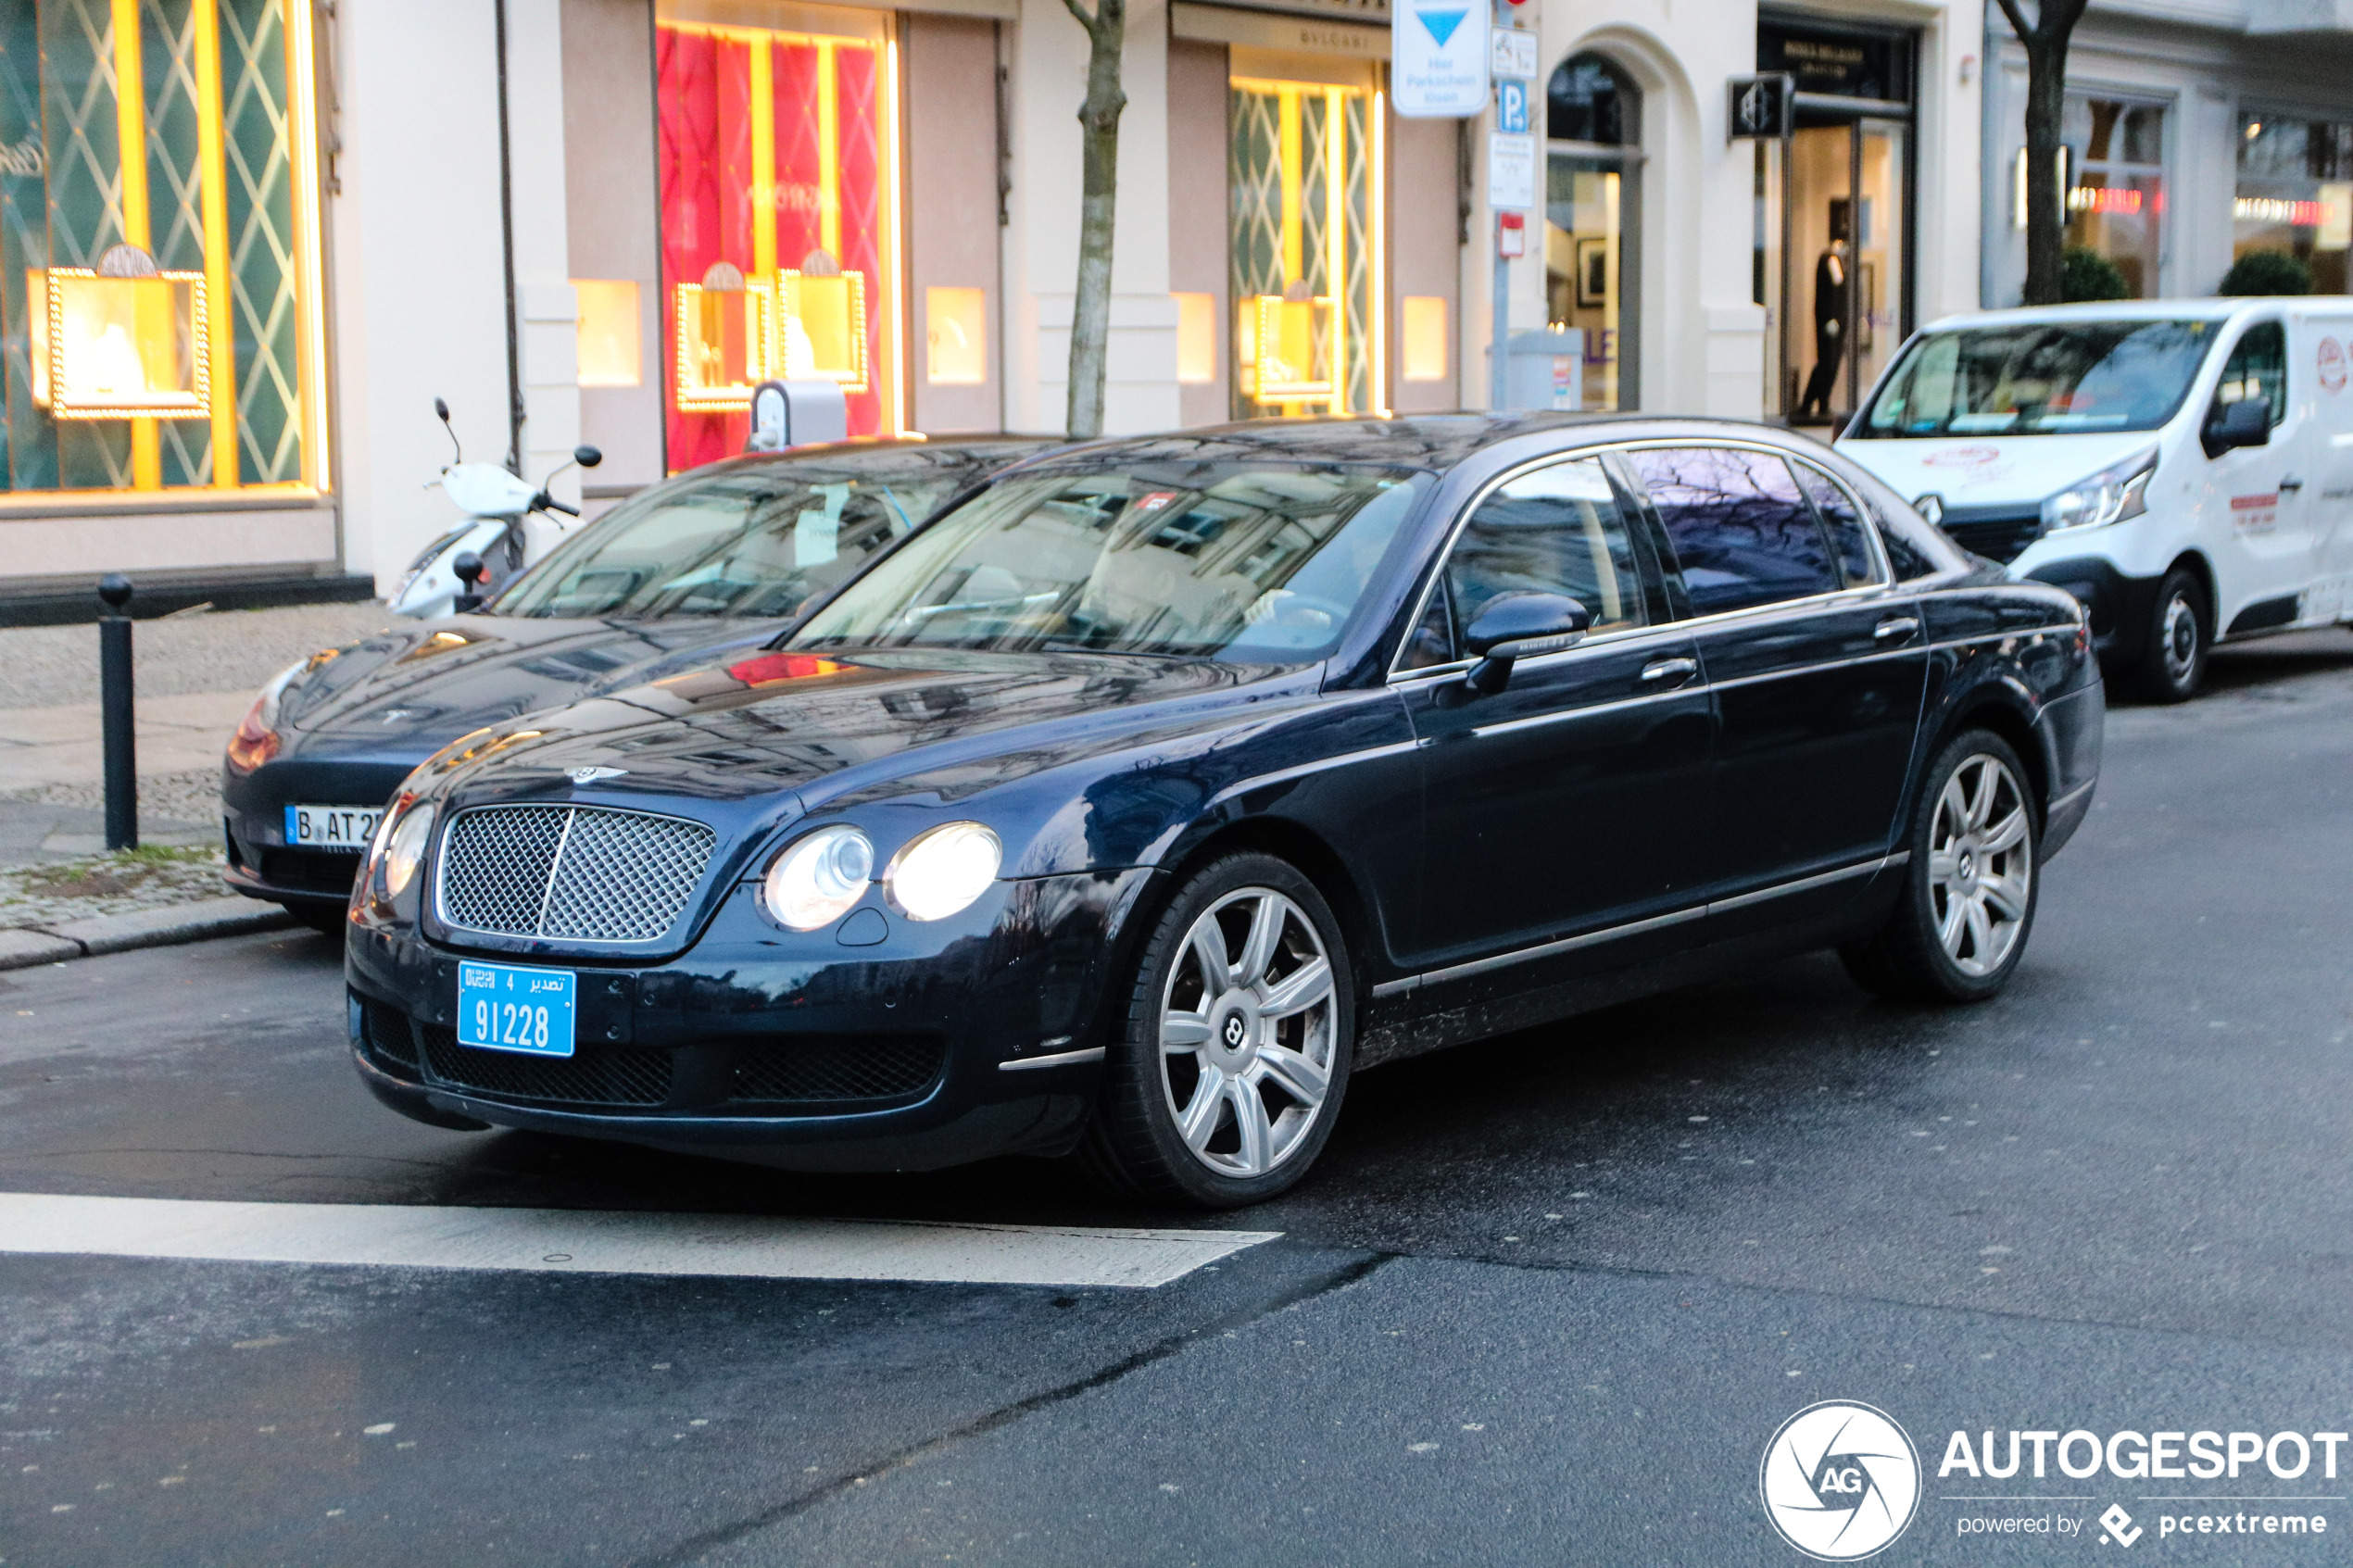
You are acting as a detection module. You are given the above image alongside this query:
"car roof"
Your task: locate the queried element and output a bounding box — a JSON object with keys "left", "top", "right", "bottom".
{"left": 672, "top": 434, "right": 1063, "bottom": 486}
{"left": 1916, "top": 298, "right": 2343, "bottom": 333}
{"left": 1004, "top": 413, "right": 1826, "bottom": 473}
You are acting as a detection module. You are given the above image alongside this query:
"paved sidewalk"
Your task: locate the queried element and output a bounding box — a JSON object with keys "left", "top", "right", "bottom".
{"left": 0, "top": 601, "right": 391, "bottom": 938}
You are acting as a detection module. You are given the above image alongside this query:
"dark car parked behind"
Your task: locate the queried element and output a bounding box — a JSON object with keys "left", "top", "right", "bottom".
{"left": 343, "top": 415, "right": 2103, "bottom": 1207}
{"left": 223, "top": 437, "right": 1056, "bottom": 930}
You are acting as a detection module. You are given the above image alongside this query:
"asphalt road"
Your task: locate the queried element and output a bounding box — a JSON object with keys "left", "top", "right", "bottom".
{"left": 4, "top": 633, "right": 2350, "bottom": 1567}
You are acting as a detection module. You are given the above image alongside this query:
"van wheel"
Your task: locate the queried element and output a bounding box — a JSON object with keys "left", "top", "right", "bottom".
{"left": 1841, "top": 729, "right": 2039, "bottom": 1004}
{"left": 1076, "top": 853, "right": 1354, "bottom": 1209}
{"left": 2133, "top": 568, "right": 2208, "bottom": 703}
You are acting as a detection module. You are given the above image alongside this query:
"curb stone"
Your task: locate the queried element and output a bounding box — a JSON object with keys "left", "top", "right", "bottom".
{"left": 0, "top": 896, "right": 298, "bottom": 970}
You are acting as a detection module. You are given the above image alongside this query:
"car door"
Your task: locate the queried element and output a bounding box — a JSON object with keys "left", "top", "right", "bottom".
{"left": 2199, "top": 320, "right": 2321, "bottom": 632}
{"left": 1392, "top": 451, "right": 1714, "bottom": 992}
{"left": 1618, "top": 443, "right": 1925, "bottom": 936}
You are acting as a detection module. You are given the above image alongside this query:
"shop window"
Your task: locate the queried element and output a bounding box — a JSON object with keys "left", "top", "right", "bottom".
{"left": 1228, "top": 65, "right": 1382, "bottom": 418}
{"left": 1544, "top": 52, "right": 1639, "bottom": 411}
{"left": 573, "top": 280, "right": 643, "bottom": 388}
{"left": 1174, "top": 293, "right": 1215, "bottom": 384}
{"left": 925, "top": 286, "right": 985, "bottom": 385}
{"left": 2061, "top": 97, "right": 2164, "bottom": 298}
{"left": 0, "top": 0, "right": 325, "bottom": 496}
{"left": 1401, "top": 295, "right": 1447, "bottom": 383}
{"left": 2234, "top": 114, "right": 2353, "bottom": 295}
{"left": 657, "top": 3, "right": 900, "bottom": 470}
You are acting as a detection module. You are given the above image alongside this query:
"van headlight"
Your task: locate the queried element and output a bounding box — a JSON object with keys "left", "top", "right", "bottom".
{"left": 885, "top": 822, "right": 1001, "bottom": 922}
{"left": 2043, "top": 449, "right": 2157, "bottom": 533}
{"left": 761, "top": 825, "right": 875, "bottom": 931}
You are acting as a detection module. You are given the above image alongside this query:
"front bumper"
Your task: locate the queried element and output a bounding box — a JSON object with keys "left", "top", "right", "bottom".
{"left": 344, "top": 867, "right": 1154, "bottom": 1172}
{"left": 2024, "top": 557, "right": 2163, "bottom": 666}
{"left": 221, "top": 751, "right": 422, "bottom": 911}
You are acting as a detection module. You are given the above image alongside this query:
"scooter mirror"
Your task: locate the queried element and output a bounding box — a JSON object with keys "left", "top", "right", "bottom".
{"left": 573, "top": 445, "right": 602, "bottom": 470}
{"left": 434, "top": 397, "right": 449, "bottom": 422}
{"left": 452, "top": 550, "right": 485, "bottom": 588}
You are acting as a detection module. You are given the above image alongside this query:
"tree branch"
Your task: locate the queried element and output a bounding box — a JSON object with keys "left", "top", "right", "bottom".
{"left": 1059, "top": 0, "right": 1100, "bottom": 34}
{"left": 1991, "top": 0, "right": 2035, "bottom": 44}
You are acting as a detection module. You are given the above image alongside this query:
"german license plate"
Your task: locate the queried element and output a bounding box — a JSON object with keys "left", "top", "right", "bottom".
{"left": 284, "top": 803, "right": 381, "bottom": 849}
{"left": 456, "top": 961, "right": 576, "bottom": 1058}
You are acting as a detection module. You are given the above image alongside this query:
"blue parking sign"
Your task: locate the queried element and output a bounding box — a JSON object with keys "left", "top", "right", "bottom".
{"left": 1497, "top": 77, "right": 1529, "bottom": 135}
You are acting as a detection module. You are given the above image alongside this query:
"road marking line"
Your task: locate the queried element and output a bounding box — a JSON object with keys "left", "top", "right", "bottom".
{"left": 0, "top": 1193, "right": 1278, "bottom": 1289}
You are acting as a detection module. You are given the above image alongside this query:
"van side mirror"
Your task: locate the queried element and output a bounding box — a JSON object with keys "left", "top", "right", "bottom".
{"left": 1463, "top": 592, "right": 1591, "bottom": 695}
{"left": 2202, "top": 395, "right": 2271, "bottom": 458}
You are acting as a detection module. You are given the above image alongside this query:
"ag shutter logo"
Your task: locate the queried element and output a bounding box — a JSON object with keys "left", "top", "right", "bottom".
{"left": 1761, "top": 1401, "right": 1922, "bottom": 1561}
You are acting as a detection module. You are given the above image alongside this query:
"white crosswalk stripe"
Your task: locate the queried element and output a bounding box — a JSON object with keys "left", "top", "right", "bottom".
{"left": 0, "top": 1193, "right": 1279, "bottom": 1288}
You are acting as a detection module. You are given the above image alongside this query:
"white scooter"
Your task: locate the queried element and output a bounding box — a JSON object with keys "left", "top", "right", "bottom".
{"left": 388, "top": 397, "right": 602, "bottom": 619}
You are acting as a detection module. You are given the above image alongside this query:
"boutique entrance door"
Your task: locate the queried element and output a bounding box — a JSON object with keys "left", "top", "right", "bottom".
{"left": 1228, "top": 66, "right": 1382, "bottom": 419}
{"left": 1762, "top": 117, "right": 1908, "bottom": 426}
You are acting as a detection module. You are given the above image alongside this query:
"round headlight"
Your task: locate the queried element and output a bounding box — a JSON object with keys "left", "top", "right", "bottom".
{"left": 382, "top": 803, "right": 436, "bottom": 898}
{"left": 761, "top": 825, "right": 875, "bottom": 931}
{"left": 885, "top": 822, "right": 1001, "bottom": 922}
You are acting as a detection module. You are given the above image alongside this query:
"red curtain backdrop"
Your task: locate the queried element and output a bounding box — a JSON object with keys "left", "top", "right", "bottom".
{"left": 658, "top": 26, "right": 888, "bottom": 470}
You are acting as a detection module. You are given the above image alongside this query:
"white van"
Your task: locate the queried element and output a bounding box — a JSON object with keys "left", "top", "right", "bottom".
{"left": 1836, "top": 299, "right": 2353, "bottom": 699}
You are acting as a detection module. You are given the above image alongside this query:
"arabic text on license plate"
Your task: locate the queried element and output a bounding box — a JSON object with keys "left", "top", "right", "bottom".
{"left": 284, "top": 804, "right": 382, "bottom": 849}
{"left": 456, "top": 961, "right": 577, "bottom": 1058}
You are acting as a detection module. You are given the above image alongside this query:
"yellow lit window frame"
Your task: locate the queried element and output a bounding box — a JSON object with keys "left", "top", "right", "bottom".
{"left": 1, "top": 0, "right": 332, "bottom": 501}
{"left": 672, "top": 276, "right": 776, "bottom": 412}
{"left": 28, "top": 265, "right": 212, "bottom": 419}
{"left": 1230, "top": 72, "right": 1387, "bottom": 419}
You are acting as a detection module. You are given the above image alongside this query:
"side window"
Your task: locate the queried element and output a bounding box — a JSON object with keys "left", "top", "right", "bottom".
{"left": 1791, "top": 461, "right": 1883, "bottom": 588}
{"left": 1415, "top": 457, "right": 1648, "bottom": 667}
{"left": 1622, "top": 446, "right": 1840, "bottom": 616}
{"left": 2212, "top": 322, "right": 2287, "bottom": 429}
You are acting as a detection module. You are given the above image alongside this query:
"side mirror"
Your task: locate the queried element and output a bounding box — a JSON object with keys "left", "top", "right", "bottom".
{"left": 574, "top": 445, "right": 603, "bottom": 470}
{"left": 1463, "top": 592, "right": 1591, "bottom": 694}
{"left": 452, "top": 550, "right": 484, "bottom": 589}
{"left": 2202, "top": 395, "right": 2270, "bottom": 458}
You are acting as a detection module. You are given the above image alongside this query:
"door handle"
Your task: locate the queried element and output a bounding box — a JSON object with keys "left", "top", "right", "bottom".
{"left": 2277, "top": 474, "right": 2305, "bottom": 492}
{"left": 1873, "top": 616, "right": 1921, "bottom": 642}
{"left": 1641, "top": 656, "right": 1699, "bottom": 684}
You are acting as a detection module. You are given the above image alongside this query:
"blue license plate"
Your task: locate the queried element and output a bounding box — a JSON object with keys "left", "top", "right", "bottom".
{"left": 456, "top": 961, "right": 576, "bottom": 1058}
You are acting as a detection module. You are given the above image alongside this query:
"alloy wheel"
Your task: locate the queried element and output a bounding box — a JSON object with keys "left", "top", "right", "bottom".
{"left": 1157, "top": 886, "right": 1337, "bottom": 1178}
{"left": 1927, "top": 755, "right": 2033, "bottom": 978}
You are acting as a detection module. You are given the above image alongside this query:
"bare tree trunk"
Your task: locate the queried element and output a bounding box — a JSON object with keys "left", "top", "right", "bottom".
{"left": 1994, "top": 0, "right": 2088, "bottom": 306}
{"left": 1063, "top": 0, "right": 1127, "bottom": 439}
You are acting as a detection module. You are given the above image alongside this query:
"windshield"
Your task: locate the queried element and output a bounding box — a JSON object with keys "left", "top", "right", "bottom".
{"left": 789, "top": 463, "right": 1431, "bottom": 661}
{"left": 1857, "top": 319, "right": 2218, "bottom": 437}
{"left": 494, "top": 463, "right": 962, "bottom": 619}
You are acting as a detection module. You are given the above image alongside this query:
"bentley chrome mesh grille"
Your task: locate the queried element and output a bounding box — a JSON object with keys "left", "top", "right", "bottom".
{"left": 437, "top": 805, "right": 716, "bottom": 942}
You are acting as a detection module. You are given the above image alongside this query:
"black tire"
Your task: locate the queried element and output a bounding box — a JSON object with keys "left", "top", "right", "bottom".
{"left": 1075, "top": 852, "right": 1355, "bottom": 1209}
{"left": 2133, "top": 566, "right": 2208, "bottom": 703}
{"left": 1840, "top": 729, "right": 2040, "bottom": 1004}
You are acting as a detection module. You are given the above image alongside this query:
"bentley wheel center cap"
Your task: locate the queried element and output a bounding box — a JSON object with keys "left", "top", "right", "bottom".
{"left": 1206, "top": 994, "right": 1260, "bottom": 1070}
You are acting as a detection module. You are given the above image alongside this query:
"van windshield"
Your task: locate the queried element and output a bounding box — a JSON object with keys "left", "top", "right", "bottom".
{"left": 1856, "top": 319, "right": 2218, "bottom": 437}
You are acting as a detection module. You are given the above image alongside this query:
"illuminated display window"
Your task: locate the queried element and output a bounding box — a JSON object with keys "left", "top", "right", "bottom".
{"left": 2062, "top": 97, "right": 2164, "bottom": 298}
{"left": 657, "top": 2, "right": 902, "bottom": 470}
{"left": 573, "top": 278, "right": 643, "bottom": 388}
{"left": 0, "top": 0, "right": 328, "bottom": 497}
{"left": 925, "top": 285, "right": 985, "bottom": 385}
{"left": 2236, "top": 113, "right": 2353, "bottom": 294}
{"left": 1400, "top": 295, "right": 1447, "bottom": 383}
{"left": 1228, "top": 68, "right": 1383, "bottom": 419}
{"left": 1173, "top": 292, "right": 1215, "bottom": 384}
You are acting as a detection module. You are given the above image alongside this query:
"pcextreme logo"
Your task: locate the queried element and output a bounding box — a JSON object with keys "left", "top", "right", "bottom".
{"left": 1760, "top": 1401, "right": 1923, "bottom": 1561}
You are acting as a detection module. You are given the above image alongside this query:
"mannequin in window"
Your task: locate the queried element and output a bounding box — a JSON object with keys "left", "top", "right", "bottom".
{"left": 1796, "top": 199, "right": 1852, "bottom": 421}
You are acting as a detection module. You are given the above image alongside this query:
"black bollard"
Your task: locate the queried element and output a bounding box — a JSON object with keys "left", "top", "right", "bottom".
{"left": 97, "top": 573, "right": 136, "bottom": 852}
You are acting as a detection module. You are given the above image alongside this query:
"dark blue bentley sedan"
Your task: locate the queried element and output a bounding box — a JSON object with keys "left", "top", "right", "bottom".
{"left": 343, "top": 415, "right": 2103, "bottom": 1207}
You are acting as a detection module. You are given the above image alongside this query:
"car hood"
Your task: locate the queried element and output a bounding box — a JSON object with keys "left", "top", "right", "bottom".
{"left": 1835, "top": 431, "right": 2163, "bottom": 511}
{"left": 278, "top": 615, "right": 793, "bottom": 757}
{"left": 416, "top": 646, "right": 1317, "bottom": 815}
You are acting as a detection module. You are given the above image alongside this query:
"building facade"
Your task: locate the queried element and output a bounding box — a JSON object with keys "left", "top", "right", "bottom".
{"left": 3, "top": 0, "right": 2348, "bottom": 615}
